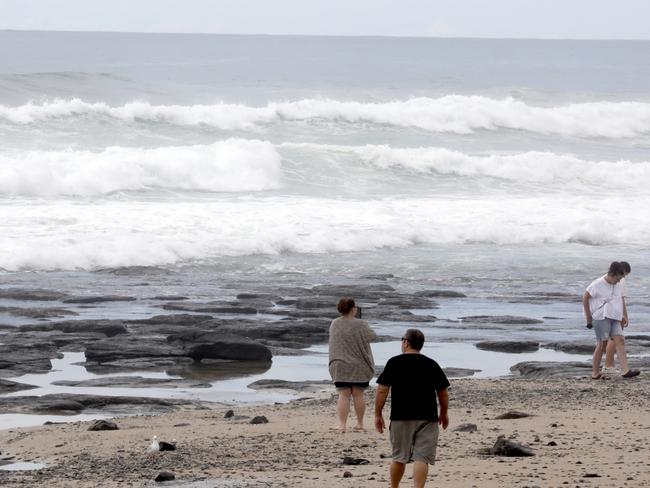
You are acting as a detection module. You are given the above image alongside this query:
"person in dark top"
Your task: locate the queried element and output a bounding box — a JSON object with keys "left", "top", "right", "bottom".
{"left": 375, "top": 328, "right": 450, "bottom": 488}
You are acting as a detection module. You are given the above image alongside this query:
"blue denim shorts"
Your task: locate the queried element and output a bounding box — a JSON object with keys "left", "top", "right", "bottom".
{"left": 593, "top": 318, "right": 623, "bottom": 342}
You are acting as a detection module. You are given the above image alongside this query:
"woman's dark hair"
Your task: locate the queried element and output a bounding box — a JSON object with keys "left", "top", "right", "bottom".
{"left": 608, "top": 261, "right": 625, "bottom": 277}
{"left": 621, "top": 261, "right": 631, "bottom": 274}
{"left": 337, "top": 297, "right": 356, "bottom": 315}
{"left": 403, "top": 328, "right": 425, "bottom": 351}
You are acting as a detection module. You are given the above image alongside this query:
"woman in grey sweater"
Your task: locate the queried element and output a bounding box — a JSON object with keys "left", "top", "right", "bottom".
{"left": 329, "top": 297, "right": 377, "bottom": 431}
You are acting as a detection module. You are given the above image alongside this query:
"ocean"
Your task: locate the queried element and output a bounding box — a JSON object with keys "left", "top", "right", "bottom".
{"left": 1, "top": 32, "right": 650, "bottom": 419}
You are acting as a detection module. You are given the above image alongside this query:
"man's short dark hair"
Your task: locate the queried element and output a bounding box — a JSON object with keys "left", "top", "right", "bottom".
{"left": 608, "top": 261, "right": 625, "bottom": 277}
{"left": 403, "top": 328, "right": 425, "bottom": 350}
{"left": 621, "top": 261, "right": 631, "bottom": 274}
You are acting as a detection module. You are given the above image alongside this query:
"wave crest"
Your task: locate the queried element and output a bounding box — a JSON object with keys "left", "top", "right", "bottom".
{"left": 2, "top": 96, "right": 650, "bottom": 138}
{"left": 283, "top": 142, "right": 650, "bottom": 189}
{"left": 0, "top": 139, "right": 282, "bottom": 197}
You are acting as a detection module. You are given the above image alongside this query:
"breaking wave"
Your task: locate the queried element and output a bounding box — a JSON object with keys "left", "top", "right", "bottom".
{"left": 283, "top": 142, "right": 650, "bottom": 190}
{"left": 0, "top": 139, "right": 282, "bottom": 197}
{"left": 2, "top": 96, "right": 650, "bottom": 138}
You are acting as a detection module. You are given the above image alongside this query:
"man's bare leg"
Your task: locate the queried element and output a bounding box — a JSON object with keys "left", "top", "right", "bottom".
{"left": 412, "top": 461, "right": 429, "bottom": 488}
{"left": 604, "top": 339, "right": 616, "bottom": 368}
{"left": 592, "top": 340, "right": 607, "bottom": 377}
{"left": 613, "top": 335, "right": 630, "bottom": 373}
{"left": 390, "top": 461, "right": 406, "bottom": 488}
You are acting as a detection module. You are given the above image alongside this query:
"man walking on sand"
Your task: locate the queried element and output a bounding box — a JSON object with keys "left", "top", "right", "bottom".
{"left": 584, "top": 261, "right": 640, "bottom": 380}
{"left": 375, "top": 329, "right": 449, "bottom": 488}
{"left": 603, "top": 261, "right": 631, "bottom": 374}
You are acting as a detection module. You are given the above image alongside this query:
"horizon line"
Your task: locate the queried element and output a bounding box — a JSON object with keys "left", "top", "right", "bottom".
{"left": 1, "top": 28, "right": 649, "bottom": 42}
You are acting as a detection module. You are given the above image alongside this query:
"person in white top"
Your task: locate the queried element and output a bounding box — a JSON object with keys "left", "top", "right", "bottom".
{"left": 604, "top": 261, "right": 631, "bottom": 372}
{"left": 583, "top": 261, "right": 640, "bottom": 379}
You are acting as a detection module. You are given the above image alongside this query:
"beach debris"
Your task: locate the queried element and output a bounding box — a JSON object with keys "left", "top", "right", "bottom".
{"left": 154, "top": 471, "right": 175, "bottom": 482}
{"left": 250, "top": 415, "right": 268, "bottom": 424}
{"left": 453, "top": 423, "right": 478, "bottom": 433}
{"left": 495, "top": 410, "right": 533, "bottom": 419}
{"left": 224, "top": 410, "right": 235, "bottom": 418}
{"left": 583, "top": 473, "right": 601, "bottom": 478}
{"left": 159, "top": 439, "right": 177, "bottom": 451}
{"left": 489, "top": 436, "right": 535, "bottom": 457}
{"left": 547, "top": 441, "right": 558, "bottom": 446}
{"left": 342, "top": 457, "right": 369, "bottom": 465}
{"left": 343, "top": 471, "right": 353, "bottom": 478}
{"left": 87, "top": 420, "right": 119, "bottom": 431}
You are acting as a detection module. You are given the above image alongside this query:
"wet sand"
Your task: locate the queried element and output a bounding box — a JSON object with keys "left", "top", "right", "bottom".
{"left": 1, "top": 374, "right": 648, "bottom": 487}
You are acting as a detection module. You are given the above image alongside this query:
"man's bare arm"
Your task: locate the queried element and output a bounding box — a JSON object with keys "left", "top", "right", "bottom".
{"left": 583, "top": 291, "right": 592, "bottom": 324}
{"left": 437, "top": 388, "right": 449, "bottom": 430}
{"left": 374, "top": 384, "right": 389, "bottom": 433}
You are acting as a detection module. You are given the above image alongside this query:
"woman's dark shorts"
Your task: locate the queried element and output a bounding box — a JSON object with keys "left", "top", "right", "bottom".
{"left": 334, "top": 381, "right": 370, "bottom": 391}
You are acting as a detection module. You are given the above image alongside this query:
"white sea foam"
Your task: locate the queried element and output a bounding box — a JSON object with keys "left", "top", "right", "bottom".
{"left": 3, "top": 139, "right": 648, "bottom": 197}
{"left": 282, "top": 142, "right": 650, "bottom": 190}
{"left": 1, "top": 195, "right": 648, "bottom": 271}
{"left": 0, "top": 139, "right": 282, "bottom": 196}
{"left": 2, "top": 96, "right": 650, "bottom": 138}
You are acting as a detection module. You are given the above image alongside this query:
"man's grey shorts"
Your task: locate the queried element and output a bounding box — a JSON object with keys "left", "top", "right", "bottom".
{"left": 593, "top": 318, "right": 623, "bottom": 342}
{"left": 389, "top": 420, "right": 439, "bottom": 465}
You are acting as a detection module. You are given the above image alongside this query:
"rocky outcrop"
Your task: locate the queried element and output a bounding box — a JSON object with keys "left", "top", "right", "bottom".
{"left": 510, "top": 361, "right": 592, "bottom": 378}
{"left": 0, "top": 379, "right": 38, "bottom": 393}
{"left": 461, "top": 316, "right": 543, "bottom": 325}
{"left": 247, "top": 379, "right": 332, "bottom": 392}
{"left": 0, "top": 343, "right": 60, "bottom": 377}
{"left": 542, "top": 342, "right": 594, "bottom": 354}
{"left": 52, "top": 376, "right": 212, "bottom": 389}
{"left": 476, "top": 341, "right": 539, "bottom": 353}
{"left": 0, "top": 288, "right": 67, "bottom": 301}
{"left": 0, "top": 394, "right": 194, "bottom": 415}
{"left": 414, "top": 290, "right": 466, "bottom": 298}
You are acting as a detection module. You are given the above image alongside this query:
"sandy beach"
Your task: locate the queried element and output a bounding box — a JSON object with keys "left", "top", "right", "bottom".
{"left": 1, "top": 374, "right": 648, "bottom": 487}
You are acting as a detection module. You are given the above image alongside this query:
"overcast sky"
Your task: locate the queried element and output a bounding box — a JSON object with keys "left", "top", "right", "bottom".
{"left": 1, "top": 0, "right": 649, "bottom": 40}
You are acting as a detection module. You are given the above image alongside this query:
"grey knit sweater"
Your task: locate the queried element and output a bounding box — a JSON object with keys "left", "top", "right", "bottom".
{"left": 328, "top": 316, "right": 377, "bottom": 383}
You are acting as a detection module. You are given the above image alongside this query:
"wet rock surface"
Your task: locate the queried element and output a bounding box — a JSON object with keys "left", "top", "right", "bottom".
{"left": 0, "top": 393, "right": 197, "bottom": 415}
{"left": 461, "top": 315, "right": 544, "bottom": 325}
{"left": 247, "top": 379, "right": 333, "bottom": 392}
{"left": 0, "top": 279, "right": 591, "bottom": 393}
{"left": 0, "top": 281, "right": 454, "bottom": 379}
{"left": 476, "top": 341, "right": 539, "bottom": 353}
{"left": 0, "top": 379, "right": 38, "bottom": 394}
{"left": 52, "top": 376, "right": 212, "bottom": 389}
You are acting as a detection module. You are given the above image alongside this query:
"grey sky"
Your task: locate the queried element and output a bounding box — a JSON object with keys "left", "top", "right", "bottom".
{"left": 1, "top": 0, "right": 649, "bottom": 40}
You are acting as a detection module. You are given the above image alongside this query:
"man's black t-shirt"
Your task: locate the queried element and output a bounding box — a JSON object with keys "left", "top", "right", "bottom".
{"left": 376, "top": 353, "right": 450, "bottom": 421}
